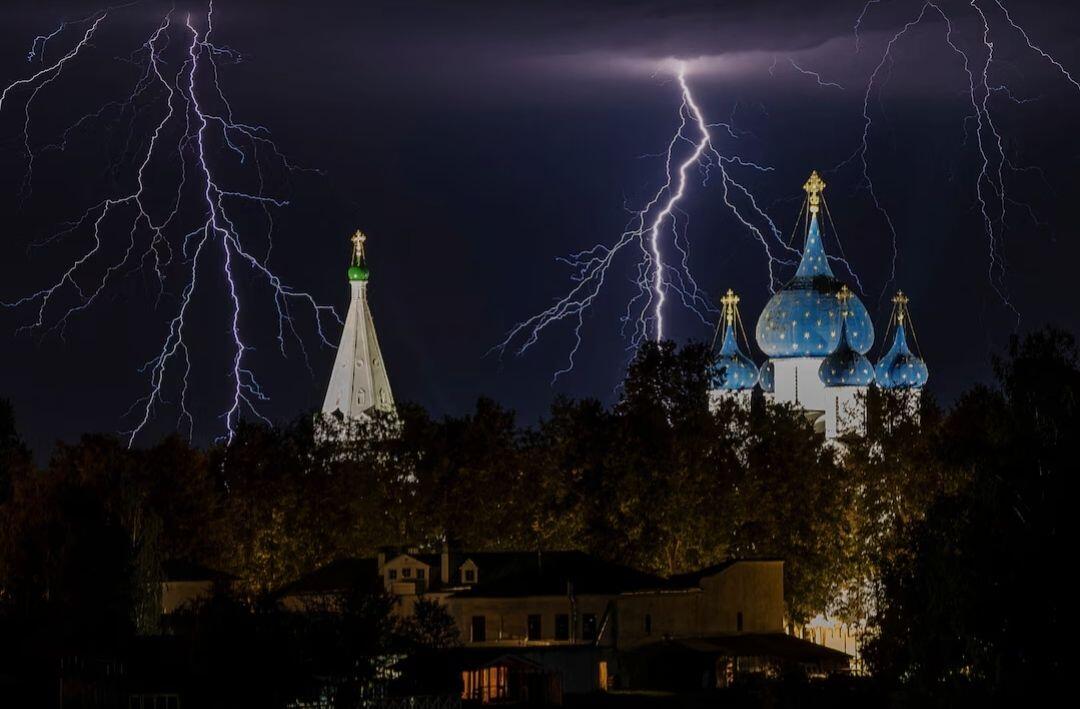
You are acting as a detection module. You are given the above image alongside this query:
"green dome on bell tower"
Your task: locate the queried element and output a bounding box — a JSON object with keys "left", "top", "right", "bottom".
{"left": 348, "top": 229, "right": 370, "bottom": 282}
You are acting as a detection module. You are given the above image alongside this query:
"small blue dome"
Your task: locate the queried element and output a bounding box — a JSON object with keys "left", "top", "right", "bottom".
{"left": 759, "top": 360, "right": 775, "bottom": 393}
{"left": 875, "top": 325, "right": 928, "bottom": 389}
{"left": 755, "top": 215, "right": 874, "bottom": 358}
{"left": 819, "top": 318, "right": 875, "bottom": 387}
{"left": 711, "top": 326, "right": 759, "bottom": 391}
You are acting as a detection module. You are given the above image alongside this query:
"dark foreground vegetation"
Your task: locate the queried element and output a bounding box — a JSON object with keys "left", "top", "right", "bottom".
{"left": 0, "top": 329, "right": 1073, "bottom": 706}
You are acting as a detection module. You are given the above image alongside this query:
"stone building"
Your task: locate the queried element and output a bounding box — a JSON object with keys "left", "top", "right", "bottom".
{"left": 278, "top": 547, "right": 848, "bottom": 698}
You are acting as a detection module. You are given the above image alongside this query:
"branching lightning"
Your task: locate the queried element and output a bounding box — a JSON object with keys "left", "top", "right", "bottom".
{"left": 841, "top": 0, "right": 1080, "bottom": 309}
{"left": 787, "top": 58, "right": 845, "bottom": 90}
{"left": 496, "top": 63, "right": 801, "bottom": 381}
{"left": 1, "top": 2, "right": 338, "bottom": 444}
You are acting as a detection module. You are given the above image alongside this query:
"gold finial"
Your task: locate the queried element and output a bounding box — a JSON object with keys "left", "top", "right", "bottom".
{"left": 893, "top": 290, "right": 909, "bottom": 324}
{"left": 720, "top": 288, "right": 740, "bottom": 327}
{"left": 803, "top": 170, "right": 826, "bottom": 215}
{"left": 836, "top": 284, "right": 853, "bottom": 318}
{"left": 351, "top": 229, "right": 367, "bottom": 265}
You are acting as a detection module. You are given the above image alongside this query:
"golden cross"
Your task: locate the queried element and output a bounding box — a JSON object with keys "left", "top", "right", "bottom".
{"left": 836, "top": 284, "right": 853, "bottom": 318}
{"left": 720, "top": 288, "right": 740, "bottom": 327}
{"left": 803, "top": 170, "right": 826, "bottom": 215}
{"left": 893, "top": 290, "right": 909, "bottom": 324}
{"left": 351, "top": 229, "right": 367, "bottom": 263}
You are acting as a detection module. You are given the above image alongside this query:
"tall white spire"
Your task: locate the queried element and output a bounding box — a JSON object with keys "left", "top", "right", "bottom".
{"left": 322, "top": 230, "right": 394, "bottom": 419}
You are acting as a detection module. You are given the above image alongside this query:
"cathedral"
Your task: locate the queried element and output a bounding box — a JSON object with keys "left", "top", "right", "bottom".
{"left": 320, "top": 171, "right": 928, "bottom": 442}
{"left": 708, "top": 170, "right": 929, "bottom": 439}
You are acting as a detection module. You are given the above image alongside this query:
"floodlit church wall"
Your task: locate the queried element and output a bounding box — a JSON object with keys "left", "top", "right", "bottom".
{"left": 772, "top": 357, "right": 828, "bottom": 412}
{"left": 825, "top": 386, "right": 868, "bottom": 438}
{"left": 707, "top": 389, "right": 752, "bottom": 412}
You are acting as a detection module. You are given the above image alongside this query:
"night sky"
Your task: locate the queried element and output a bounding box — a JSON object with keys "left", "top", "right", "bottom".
{"left": 1, "top": 0, "right": 1079, "bottom": 456}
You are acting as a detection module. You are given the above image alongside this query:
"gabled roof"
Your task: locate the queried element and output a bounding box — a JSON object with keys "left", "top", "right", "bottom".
{"left": 449, "top": 550, "right": 669, "bottom": 598}
{"left": 384, "top": 552, "right": 440, "bottom": 568}
{"left": 162, "top": 559, "right": 235, "bottom": 582}
{"left": 665, "top": 559, "right": 782, "bottom": 589}
{"left": 275, "top": 558, "right": 380, "bottom": 597}
{"left": 275, "top": 552, "right": 776, "bottom": 600}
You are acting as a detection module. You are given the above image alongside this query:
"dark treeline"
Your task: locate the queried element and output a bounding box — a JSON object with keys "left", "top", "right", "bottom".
{"left": 0, "top": 329, "right": 1073, "bottom": 704}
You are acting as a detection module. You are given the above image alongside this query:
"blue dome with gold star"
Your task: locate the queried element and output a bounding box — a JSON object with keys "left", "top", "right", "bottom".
{"left": 755, "top": 214, "right": 874, "bottom": 358}
{"left": 711, "top": 325, "right": 759, "bottom": 391}
{"left": 819, "top": 317, "right": 875, "bottom": 387}
{"left": 875, "top": 322, "right": 928, "bottom": 389}
{"left": 758, "top": 360, "right": 775, "bottom": 393}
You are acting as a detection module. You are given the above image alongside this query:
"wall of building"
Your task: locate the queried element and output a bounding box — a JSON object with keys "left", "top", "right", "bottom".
{"left": 161, "top": 580, "right": 214, "bottom": 614}
{"left": 437, "top": 561, "right": 785, "bottom": 652}
{"left": 699, "top": 561, "right": 784, "bottom": 633}
{"left": 614, "top": 562, "right": 784, "bottom": 648}
{"left": 444, "top": 595, "right": 617, "bottom": 647}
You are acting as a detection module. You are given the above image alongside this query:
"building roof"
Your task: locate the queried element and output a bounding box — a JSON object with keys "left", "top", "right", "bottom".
{"left": 449, "top": 550, "right": 670, "bottom": 598}
{"left": 711, "top": 325, "right": 759, "bottom": 391}
{"left": 875, "top": 321, "right": 928, "bottom": 389}
{"left": 665, "top": 559, "right": 781, "bottom": 588}
{"left": 276, "top": 552, "right": 774, "bottom": 600}
{"left": 162, "top": 559, "right": 235, "bottom": 582}
{"left": 755, "top": 215, "right": 874, "bottom": 358}
{"left": 321, "top": 232, "right": 394, "bottom": 420}
{"left": 818, "top": 316, "right": 875, "bottom": 387}
{"left": 758, "top": 360, "right": 775, "bottom": 393}
{"left": 275, "top": 558, "right": 380, "bottom": 597}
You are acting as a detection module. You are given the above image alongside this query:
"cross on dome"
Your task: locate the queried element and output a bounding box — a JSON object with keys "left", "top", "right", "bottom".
{"left": 803, "top": 170, "right": 826, "bottom": 215}
{"left": 721, "top": 288, "right": 740, "bottom": 327}
{"left": 351, "top": 229, "right": 367, "bottom": 264}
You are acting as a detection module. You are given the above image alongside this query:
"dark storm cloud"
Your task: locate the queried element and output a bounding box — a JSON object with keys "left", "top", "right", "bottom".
{"left": 2, "top": 0, "right": 1080, "bottom": 455}
{"left": 213, "top": 0, "right": 1080, "bottom": 100}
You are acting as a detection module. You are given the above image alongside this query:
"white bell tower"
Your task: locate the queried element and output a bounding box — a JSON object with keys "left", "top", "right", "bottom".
{"left": 322, "top": 230, "right": 394, "bottom": 420}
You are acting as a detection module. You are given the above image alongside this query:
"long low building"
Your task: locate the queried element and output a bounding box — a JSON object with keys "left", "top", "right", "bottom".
{"left": 276, "top": 547, "right": 848, "bottom": 700}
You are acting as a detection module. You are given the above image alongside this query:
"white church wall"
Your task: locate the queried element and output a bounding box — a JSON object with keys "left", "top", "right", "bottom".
{"left": 772, "top": 357, "right": 828, "bottom": 413}
{"left": 708, "top": 388, "right": 752, "bottom": 412}
{"left": 824, "top": 386, "right": 867, "bottom": 439}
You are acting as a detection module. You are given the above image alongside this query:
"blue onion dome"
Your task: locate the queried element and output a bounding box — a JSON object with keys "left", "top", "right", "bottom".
{"left": 819, "top": 286, "right": 875, "bottom": 387}
{"left": 759, "top": 360, "right": 775, "bottom": 393}
{"left": 875, "top": 292, "right": 929, "bottom": 389}
{"left": 755, "top": 172, "right": 874, "bottom": 358}
{"left": 711, "top": 290, "right": 759, "bottom": 391}
{"left": 819, "top": 318, "right": 875, "bottom": 387}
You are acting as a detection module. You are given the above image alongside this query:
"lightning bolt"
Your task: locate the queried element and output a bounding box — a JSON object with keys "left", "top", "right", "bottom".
{"left": 496, "top": 62, "right": 798, "bottom": 380}
{"left": 1, "top": 2, "right": 338, "bottom": 445}
{"left": 842, "top": 0, "right": 1080, "bottom": 311}
{"left": 786, "top": 58, "right": 845, "bottom": 90}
